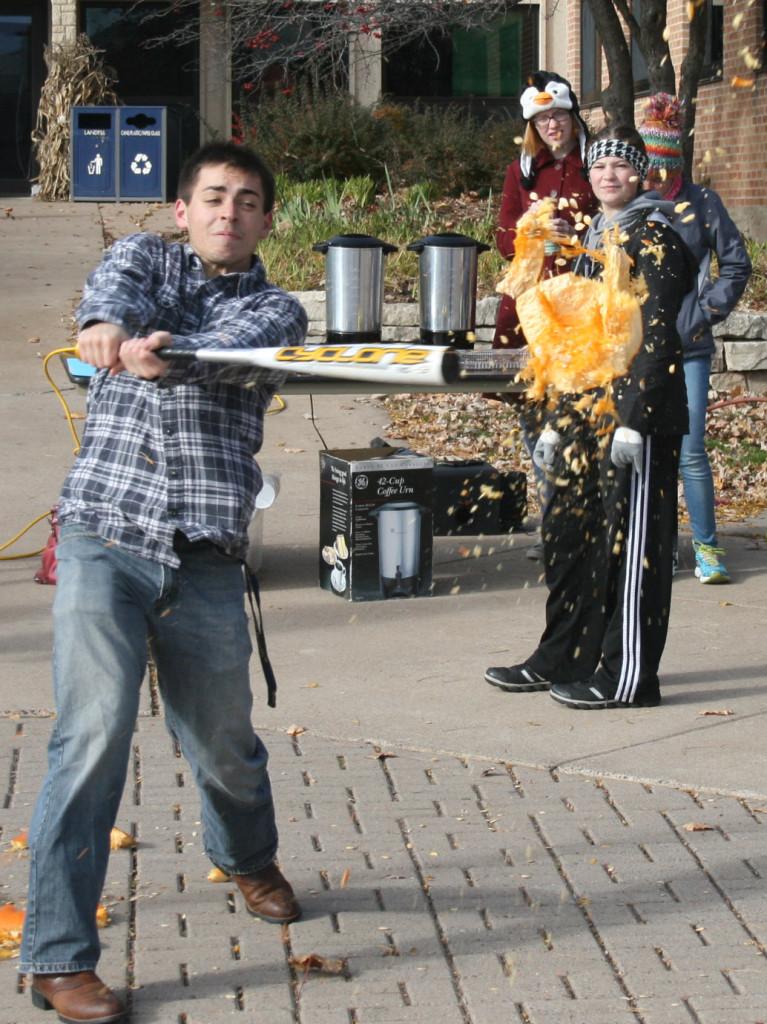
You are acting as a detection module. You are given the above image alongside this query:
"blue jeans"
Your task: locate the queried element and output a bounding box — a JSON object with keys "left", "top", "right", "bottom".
{"left": 681, "top": 355, "right": 718, "bottom": 546}
{"left": 20, "top": 527, "right": 278, "bottom": 973}
{"left": 519, "top": 406, "right": 554, "bottom": 517}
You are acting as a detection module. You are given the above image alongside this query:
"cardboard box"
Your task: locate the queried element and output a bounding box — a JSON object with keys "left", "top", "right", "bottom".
{"left": 319, "top": 448, "right": 433, "bottom": 601}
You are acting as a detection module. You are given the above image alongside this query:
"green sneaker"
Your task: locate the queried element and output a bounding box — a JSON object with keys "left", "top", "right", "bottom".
{"left": 693, "top": 542, "right": 730, "bottom": 584}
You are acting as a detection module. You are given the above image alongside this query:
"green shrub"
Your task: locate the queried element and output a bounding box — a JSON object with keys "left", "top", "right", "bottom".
{"left": 239, "top": 89, "right": 521, "bottom": 195}
{"left": 743, "top": 238, "right": 767, "bottom": 310}
{"left": 379, "top": 102, "right": 520, "bottom": 195}
{"left": 240, "top": 88, "right": 391, "bottom": 185}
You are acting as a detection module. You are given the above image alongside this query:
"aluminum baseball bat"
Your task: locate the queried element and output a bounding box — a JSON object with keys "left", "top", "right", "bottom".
{"left": 159, "top": 343, "right": 460, "bottom": 386}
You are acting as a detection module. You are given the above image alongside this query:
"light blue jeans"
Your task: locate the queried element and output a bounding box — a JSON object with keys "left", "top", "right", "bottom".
{"left": 681, "top": 355, "right": 718, "bottom": 546}
{"left": 20, "top": 527, "right": 278, "bottom": 973}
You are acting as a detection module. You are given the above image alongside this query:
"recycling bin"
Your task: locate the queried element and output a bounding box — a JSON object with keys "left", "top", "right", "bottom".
{"left": 70, "top": 106, "right": 118, "bottom": 201}
{"left": 118, "top": 106, "right": 167, "bottom": 201}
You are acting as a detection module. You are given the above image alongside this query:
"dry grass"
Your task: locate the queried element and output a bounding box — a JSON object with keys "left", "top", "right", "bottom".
{"left": 32, "top": 35, "right": 118, "bottom": 201}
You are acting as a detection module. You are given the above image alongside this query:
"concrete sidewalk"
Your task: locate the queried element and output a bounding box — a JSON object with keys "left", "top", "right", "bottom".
{"left": 1, "top": 198, "right": 766, "bottom": 1023}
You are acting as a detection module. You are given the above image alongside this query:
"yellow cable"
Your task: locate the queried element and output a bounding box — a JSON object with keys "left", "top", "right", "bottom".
{"left": 0, "top": 347, "right": 79, "bottom": 562}
{"left": 0, "top": 510, "right": 51, "bottom": 560}
{"left": 42, "top": 347, "right": 82, "bottom": 455}
{"left": 3, "top": 350, "right": 285, "bottom": 562}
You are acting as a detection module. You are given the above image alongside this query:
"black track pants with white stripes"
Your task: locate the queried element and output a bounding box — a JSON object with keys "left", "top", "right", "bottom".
{"left": 527, "top": 431, "right": 681, "bottom": 702}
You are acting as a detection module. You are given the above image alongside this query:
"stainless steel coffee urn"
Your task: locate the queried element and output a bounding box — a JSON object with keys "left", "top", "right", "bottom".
{"left": 369, "top": 501, "right": 424, "bottom": 598}
{"left": 313, "top": 233, "right": 397, "bottom": 343}
{"left": 407, "top": 232, "right": 490, "bottom": 348}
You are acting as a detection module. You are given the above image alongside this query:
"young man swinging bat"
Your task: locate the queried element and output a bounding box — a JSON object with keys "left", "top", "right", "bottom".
{"left": 21, "top": 142, "right": 307, "bottom": 1023}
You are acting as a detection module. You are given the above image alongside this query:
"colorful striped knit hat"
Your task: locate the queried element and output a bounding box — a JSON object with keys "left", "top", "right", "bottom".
{"left": 639, "top": 93, "right": 684, "bottom": 172}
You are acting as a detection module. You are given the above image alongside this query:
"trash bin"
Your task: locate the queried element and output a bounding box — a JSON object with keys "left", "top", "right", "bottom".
{"left": 70, "top": 106, "right": 118, "bottom": 201}
{"left": 118, "top": 107, "right": 167, "bottom": 201}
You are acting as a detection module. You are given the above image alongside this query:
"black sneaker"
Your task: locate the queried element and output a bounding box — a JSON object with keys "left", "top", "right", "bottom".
{"left": 484, "top": 664, "right": 550, "bottom": 692}
{"left": 550, "top": 678, "right": 661, "bottom": 710}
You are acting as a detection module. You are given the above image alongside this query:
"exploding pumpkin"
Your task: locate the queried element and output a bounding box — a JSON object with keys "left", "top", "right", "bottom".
{"left": 496, "top": 201, "right": 646, "bottom": 406}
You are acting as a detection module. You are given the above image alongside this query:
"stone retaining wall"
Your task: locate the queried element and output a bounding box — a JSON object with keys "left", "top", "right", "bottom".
{"left": 295, "top": 291, "right": 767, "bottom": 395}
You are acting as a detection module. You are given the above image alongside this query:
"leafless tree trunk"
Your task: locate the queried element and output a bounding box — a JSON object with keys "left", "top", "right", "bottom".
{"left": 584, "top": 0, "right": 709, "bottom": 176}
{"left": 583, "top": 0, "right": 635, "bottom": 125}
{"left": 633, "top": 0, "right": 676, "bottom": 94}
{"left": 679, "top": 1, "right": 709, "bottom": 176}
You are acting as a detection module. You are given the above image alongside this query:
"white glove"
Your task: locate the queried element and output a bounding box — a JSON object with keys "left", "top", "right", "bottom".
{"left": 611, "top": 427, "right": 644, "bottom": 474}
{"left": 533, "top": 429, "right": 561, "bottom": 471}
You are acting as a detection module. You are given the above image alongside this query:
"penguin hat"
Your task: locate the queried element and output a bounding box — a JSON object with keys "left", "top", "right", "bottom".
{"left": 519, "top": 71, "right": 590, "bottom": 188}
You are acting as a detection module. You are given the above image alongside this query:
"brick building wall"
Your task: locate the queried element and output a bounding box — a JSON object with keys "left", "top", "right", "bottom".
{"left": 50, "top": 0, "right": 77, "bottom": 45}
{"left": 567, "top": 1, "right": 766, "bottom": 240}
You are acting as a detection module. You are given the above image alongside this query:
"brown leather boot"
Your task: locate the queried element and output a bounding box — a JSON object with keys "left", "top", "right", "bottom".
{"left": 233, "top": 861, "right": 301, "bottom": 923}
{"left": 30, "top": 971, "right": 125, "bottom": 1023}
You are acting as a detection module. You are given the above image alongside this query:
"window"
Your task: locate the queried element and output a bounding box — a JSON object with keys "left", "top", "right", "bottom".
{"left": 580, "top": 0, "right": 602, "bottom": 106}
{"left": 701, "top": 0, "right": 724, "bottom": 81}
{"left": 80, "top": 2, "right": 198, "bottom": 100}
{"left": 382, "top": 7, "right": 539, "bottom": 106}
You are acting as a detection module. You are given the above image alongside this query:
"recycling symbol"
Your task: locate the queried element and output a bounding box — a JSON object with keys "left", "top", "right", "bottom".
{"left": 130, "top": 153, "right": 152, "bottom": 175}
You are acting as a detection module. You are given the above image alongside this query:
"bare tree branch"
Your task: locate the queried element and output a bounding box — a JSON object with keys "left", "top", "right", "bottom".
{"left": 143, "top": 1, "right": 523, "bottom": 85}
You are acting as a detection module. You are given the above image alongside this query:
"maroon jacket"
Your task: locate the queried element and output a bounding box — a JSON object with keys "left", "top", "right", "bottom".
{"left": 494, "top": 146, "right": 597, "bottom": 348}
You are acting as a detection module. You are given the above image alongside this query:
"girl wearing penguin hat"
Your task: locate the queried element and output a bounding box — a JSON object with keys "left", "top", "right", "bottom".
{"left": 490, "top": 71, "right": 597, "bottom": 560}
{"left": 493, "top": 71, "right": 596, "bottom": 352}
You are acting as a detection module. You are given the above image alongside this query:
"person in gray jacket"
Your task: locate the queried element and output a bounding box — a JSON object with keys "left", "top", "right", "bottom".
{"left": 639, "top": 94, "right": 752, "bottom": 584}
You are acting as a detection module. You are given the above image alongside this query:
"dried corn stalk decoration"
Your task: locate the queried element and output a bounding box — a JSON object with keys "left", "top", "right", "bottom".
{"left": 497, "top": 198, "right": 646, "bottom": 413}
{"left": 32, "top": 35, "right": 119, "bottom": 201}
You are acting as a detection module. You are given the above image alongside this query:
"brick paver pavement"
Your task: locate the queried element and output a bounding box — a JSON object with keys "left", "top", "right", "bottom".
{"left": 3, "top": 714, "right": 767, "bottom": 1024}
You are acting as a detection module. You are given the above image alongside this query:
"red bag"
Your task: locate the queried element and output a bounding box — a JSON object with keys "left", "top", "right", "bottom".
{"left": 34, "top": 509, "right": 59, "bottom": 585}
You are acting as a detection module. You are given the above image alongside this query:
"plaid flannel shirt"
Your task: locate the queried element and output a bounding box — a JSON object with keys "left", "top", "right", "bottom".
{"left": 58, "top": 233, "right": 308, "bottom": 567}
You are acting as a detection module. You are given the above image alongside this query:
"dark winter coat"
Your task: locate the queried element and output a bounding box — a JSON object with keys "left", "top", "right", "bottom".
{"left": 494, "top": 145, "right": 597, "bottom": 348}
{"left": 659, "top": 181, "right": 752, "bottom": 360}
{"left": 577, "top": 198, "right": 698, "bottom": 436}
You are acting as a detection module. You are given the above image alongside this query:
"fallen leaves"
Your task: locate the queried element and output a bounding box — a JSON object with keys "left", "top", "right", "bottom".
{"left": 0, "top": 902, "right": 110, "bottom": 959}
{"left": 109, "top": 827, "right": 135, "bottom": 850}
{"left": 287, "top": 724, "right": 307, "bottom": 737}
{"left": 0, "top": 903, "right": 25, "bottom": 938}
{"left": 683, "top": 822, "right": 716, "bottom": 832}
{"left": 0, "top": 903, "right": 25, "bottom": 960}
{"left": 290, "top": 952, "right": 347, "bottom": 976}
{"left": 207, "top": 866, "right": 231, "bottom": 883}
{"left": 698, "top": 708, "right": 734, "bottom": 717}
{"left": 9, "top": 830, "right": 28, "bottom": 851}
{"left": 290, "top": 952, "right": 349, "bottom": 996}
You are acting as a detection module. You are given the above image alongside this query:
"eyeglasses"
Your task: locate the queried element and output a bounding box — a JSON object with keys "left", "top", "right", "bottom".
{"left": 533, "top": 111, "right": 570, "bottom": 126}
